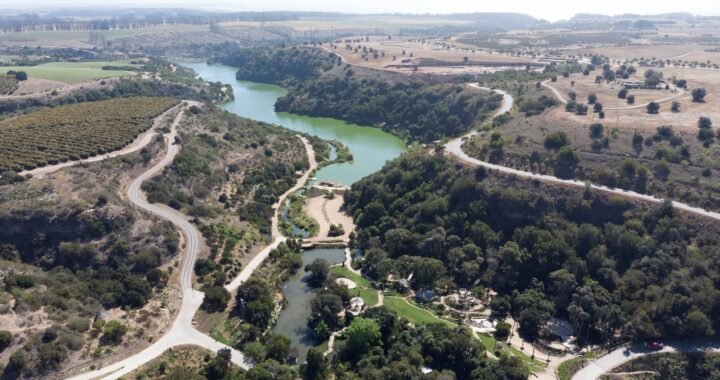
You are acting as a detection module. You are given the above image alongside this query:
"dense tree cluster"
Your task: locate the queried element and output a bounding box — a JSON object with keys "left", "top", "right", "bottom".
{"left": 328, "top": 307, "right": 528, "bottom": 379}
{"left": 275, "top": 77, "right": 502, "bottom": 142}
{"left": 226, "top": 47, "right": 502, "bottom": 143}
{"left": 346, "top": 151, "right": 720, "bottom": 344}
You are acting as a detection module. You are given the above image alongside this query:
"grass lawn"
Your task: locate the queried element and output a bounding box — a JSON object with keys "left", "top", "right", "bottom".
{"left": 330, "top": 266, "right": 378, "bottom": 305}
{"left": 330, "top": 266, "right": 371, "bottom": 287}
{"left": 353, "top": 288, "right": 379, "bottom": 306}
{"left": 0, "top": 60, "right": 139, "bottom": 83}
{"left": 476, "top": 332, "right": 546, "bottom": 373}
{"left": 384, "top": 296, "right": 455, "bottom": 327}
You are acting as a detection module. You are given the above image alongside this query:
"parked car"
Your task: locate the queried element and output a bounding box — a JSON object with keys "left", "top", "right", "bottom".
{"left": 644, "top": 340, "right": 664, "bottom": 350}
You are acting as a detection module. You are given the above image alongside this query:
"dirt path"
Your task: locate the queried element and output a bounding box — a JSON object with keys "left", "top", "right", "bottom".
{"left": 19, "top": 102, "right": 184, "bottom": 178}
{"left": 225, "top": 136, "right": 318, "bottom": 292}
{"left": 541, "top": 79, "right": 685, "bottom": 110}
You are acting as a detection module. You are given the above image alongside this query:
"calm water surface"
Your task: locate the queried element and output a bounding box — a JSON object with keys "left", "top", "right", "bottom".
{"left": 179, "top": 62, "right": 403, "bottom": 361}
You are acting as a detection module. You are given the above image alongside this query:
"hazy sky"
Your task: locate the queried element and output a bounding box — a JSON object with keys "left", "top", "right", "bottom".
{"left": 9, "top": 0, "right": 720, "bottom": 22}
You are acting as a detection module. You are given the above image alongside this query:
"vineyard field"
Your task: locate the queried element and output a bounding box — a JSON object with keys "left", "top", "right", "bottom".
{"left": 0, "top": 96, "right": 178, "bottom": 172}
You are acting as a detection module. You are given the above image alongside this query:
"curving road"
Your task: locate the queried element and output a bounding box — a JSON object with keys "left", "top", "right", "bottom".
{"left": 541, "top": 79, "right": 685, "bottom": 111}
{"left": 67, "top": 103, "right": 253, "bottom": 380}
{"left": 452, "top": 85, "right": 720, "bottom": 379}
{"left": 20, "top": 102, "right": 183, "bottom": 179}
{"left": 448, "top": 85, "right": 720, "bottom": 223}
{"left": 225, "top": 135, "right": 318, "bottom": 292}
{"left": 573, "top": 341, "right": 720, "bottom": 380}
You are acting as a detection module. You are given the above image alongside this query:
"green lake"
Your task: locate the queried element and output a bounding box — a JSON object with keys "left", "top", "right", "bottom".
{"left": 180, "top": 62, "right": 405, "bottom": 186}
{"left": 180, "top": 62, "right": 405, "bottom": 362}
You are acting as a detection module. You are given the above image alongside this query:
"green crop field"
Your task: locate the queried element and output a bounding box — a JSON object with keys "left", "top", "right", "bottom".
{"left": 0, "top": 60, "right": 140, "bottom": 83}
{"left": 0, "top": 97, "right": 178, "bottom": 172}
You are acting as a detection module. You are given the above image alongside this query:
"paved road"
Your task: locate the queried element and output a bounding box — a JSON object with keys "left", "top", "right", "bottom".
{"left": 573, "top": 341, "right": 720, "bottom": 380}
{"left": 447, "top": 85, "right": 720, "bottom": 223}
{"left": 68, "top": 103, "right": 253, "bottom": 380}
{"left": 452, "top": 86, "right": 720, "bottom": 379}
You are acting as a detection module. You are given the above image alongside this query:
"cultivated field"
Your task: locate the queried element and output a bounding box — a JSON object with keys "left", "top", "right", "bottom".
{"left": 220, "top": 15, "right": 473, "bottom": 31}
{"left": 0, "top": 60, "right": 139, "bottom": 83}
{"left": 0, "top": 25, "right": 209, "bottom": 48}
{"left": 0, "top": 96, "right": 178, "bottom": 172}
{"left": 326, "top": 36, "right": 536, "bottom": 75}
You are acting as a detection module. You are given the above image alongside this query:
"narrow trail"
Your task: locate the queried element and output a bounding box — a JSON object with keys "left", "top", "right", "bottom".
{"left": 68, "top": 110, "right": 318, "bottom": 379}
{"left": 541, "top": 79, "right": 685, "bottom": 110}
{"left": 225, "top": 135, "right": 318, "bottom": 292}
{"left": 20, "top": 102, "right": 184, "bottom": 178}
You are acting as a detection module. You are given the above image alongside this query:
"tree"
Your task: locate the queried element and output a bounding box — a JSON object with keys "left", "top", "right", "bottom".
{"left": 593, "top": 103, "right": 603, "bottom": 113}
{"left": 265, "top": 334, "right": 291, "bottom": 362}
{"left": 587, "top": 93, "right": 597, "bottom": 104}
{"left": 647, "top": 101, "right": 660, "bottom": 114}
{"left": 305, "top": 259, "right": 330, "bottom": 287}
{"left": 644, "top": 69, "right": 663, "bottom": 86}
{"left": 102, "top": 320, "right": 127, "bottom": 344}
{"left": 568, "top": 91, "right": 577, "bottom": 101}
{"left": 205, "top": 348, "right": 233, "bottom": 379}
{"left": 303, "top": 348, "right": 328, "bottom": 380}
{"left": 544, "top": 131, "right": 570, "bottom": 151}
{"left": 14, "top": 71, "right": 27, "bottom": 81}
{"left": 243, "top": 341, "right": 267, "bottom": 363}
{"left": 627, "top": 95, "right": 635, "bottom": 104}
{"left": 575, "top": 103, "right": 589, "bottom": 115}
{"left": 671, "top": 101, "right": 681, "bottom": 113}
{"left": 698, "top": 117, "right": 714, "bottom": 142}
{"left": 202, "top": 286, "right": 231, "bottom": 313}
{"left": 344, "top": 317, "right": 381, "bottom": 360}
{"left": 494, "top": 321, "right": 512, "bottom": 340}
{"left": 617, "top": 88, "right": 628, "bottom": 99}
{"left": 589, "top": 123, "right": 604, "bottom": 139}
{"left": 654, "top": 160, "right": 671, "bottom": 181}
{"left": 698, "top": 117, "right": 713, "bottom": 129}
{"left": 692, "top": 88, "right": 707, "bottom": 102}
{"left": 513, "top": 289, "right": 554, "bottom": 341}
{"left": 0, "top": 330, "right": 11, "bottom": 352}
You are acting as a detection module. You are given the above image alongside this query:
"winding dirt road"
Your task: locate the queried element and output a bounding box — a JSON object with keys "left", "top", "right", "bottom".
{"left": 19, "top": 102, "right": 184, "bottom": 179}
{"left": 68, "top": 108, "right": 318, "bottom": 379}
{"left": 541, "top": 79, "right": 685, "bottom": 111}
{"left": 67, "top": 103, "right": 252, "bottom": 380}
{"left": 225, "top": 135, "right": 318, "bottom": 292}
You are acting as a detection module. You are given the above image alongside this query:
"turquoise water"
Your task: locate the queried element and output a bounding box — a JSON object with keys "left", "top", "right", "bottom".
{"left": 181, "top": 62, "right": 405, "bottom": 186}
{"left": 179, "top": 61, "right": 404, "bottom": 362}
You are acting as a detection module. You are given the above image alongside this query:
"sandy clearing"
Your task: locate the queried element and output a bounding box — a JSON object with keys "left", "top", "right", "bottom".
{"left": 304, "top": 193, "right": 354, "bottom": 242}
{"left": 335, "top": 277, "right": 357, "bottom": 289}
